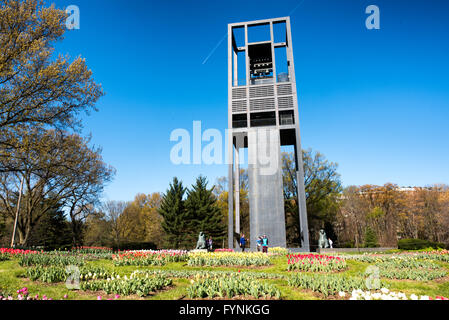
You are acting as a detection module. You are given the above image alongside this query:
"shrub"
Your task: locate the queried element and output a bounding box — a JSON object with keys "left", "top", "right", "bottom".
{"left": 398, "top": 239, "right": 445, "bottom": 250}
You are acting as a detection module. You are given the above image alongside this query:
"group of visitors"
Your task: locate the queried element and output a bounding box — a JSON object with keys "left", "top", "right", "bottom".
{"left": 257, "top": 235, "right": 269, "bottom": 253}
{"left": 239, "top": 233, "right": 269, "bottom": 253}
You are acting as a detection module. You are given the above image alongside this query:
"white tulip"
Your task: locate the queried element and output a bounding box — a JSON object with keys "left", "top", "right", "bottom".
{"left": 372, "top": 292, "right": 381, "bottom": 300}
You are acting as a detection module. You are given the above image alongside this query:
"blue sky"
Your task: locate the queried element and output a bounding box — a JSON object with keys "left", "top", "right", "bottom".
{"left": 50, "top": 0, "right": 449, "bottom": 201}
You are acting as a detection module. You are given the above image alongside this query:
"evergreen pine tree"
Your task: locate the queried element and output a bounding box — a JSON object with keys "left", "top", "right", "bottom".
{"left": 363, "top": 226, "right": 379, "bottom": 248}
{"left": 185, "top": 176, "right": 226, "bottom": 248}
{"left": 28, "top": 206, "right": 72, "bottom": 250}
{"left": 158, "top": 177, "right": 188, "bottom": 249}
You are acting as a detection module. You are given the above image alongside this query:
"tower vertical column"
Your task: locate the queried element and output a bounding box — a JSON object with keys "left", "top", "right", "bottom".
{"left": 248, "top": 128, "right": 286, "bottom": 249}
{"left": 286, "top": 17, "right": 310, "bottom": 252}
{"left": 234, "top": 143, "right": 240, "bottom": 236}
{"left": 227, "top": 23, "right": 234, "bottom": 249}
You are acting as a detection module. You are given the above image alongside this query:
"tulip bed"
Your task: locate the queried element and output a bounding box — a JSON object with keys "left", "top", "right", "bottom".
{"left": 372, "top": 258, "right": 447, "bottom": 280}
{"left": 187, "top": 251, "right": 271, "bottom": 267}
{"left": 287, "top": 273, "right": 386, "bottom": 297}
{"left": 378, "top": 268, "right": 447, "bottom": 281}
{"left": 71, "top": 247, "right": 113, "bottom": 260}
{"left": 375, "top": 258, "right": 441, "bottom": 270}
{"left": 81, "top": 275, "right": 172, "bottom": 297}
{"left": 19, "top": 253, "right": 86, "bottom": 267}
{"left": 1, "top": 247, "right": 449, "bottom": 300}
{"left": 129, "top": 269, "right": 287, "bottom": 280}
{"left": 25, "top": 266, "right": 118, "bottom": 283}
{"left": 0, "top": 248, "right": 38, "bottom": 260}
{"left": 186, "top": 273, "right": 281, "bottom": 299}
{"left": 268, "top": 247, "right": 290, "bottom": 256}
{"left": 287, "top": 254, "right": 347, "bottom": 272}
{"left": 401, "top": 250, "right": 449, "bottom": 263}
{"left": 112, "top": 250, "right": 188, "bottom": 266}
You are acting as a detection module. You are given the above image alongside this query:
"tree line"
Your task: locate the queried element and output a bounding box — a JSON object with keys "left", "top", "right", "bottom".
{"left": 81, "top": 176, "right": 226, "bottom": 250}
{"left": 335, "top": 184, "right": 449, "bottom": 248}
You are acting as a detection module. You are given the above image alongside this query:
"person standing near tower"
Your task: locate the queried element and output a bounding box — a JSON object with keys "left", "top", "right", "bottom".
{"left": 207, "top": 236, "right": 213, "bottom": 252}
{"left": 262, "top": 234, "right": 269, "bottom": 253}
{"left": 256, "top": 236, "right": 262, "bottom": 252}
{"left": 239, "top": 233, "right": 246, "bottom": 252}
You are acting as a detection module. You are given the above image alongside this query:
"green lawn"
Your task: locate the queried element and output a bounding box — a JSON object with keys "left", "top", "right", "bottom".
{"left": 1, "top": 253, "right": 448, "bottom": 300}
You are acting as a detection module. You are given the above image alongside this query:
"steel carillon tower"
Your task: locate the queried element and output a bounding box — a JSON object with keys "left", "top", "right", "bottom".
{"left": 227, "top": 17, "right": 310, "bottom": 251}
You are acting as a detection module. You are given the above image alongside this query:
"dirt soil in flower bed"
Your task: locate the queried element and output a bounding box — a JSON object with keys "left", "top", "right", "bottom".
{"left": 77, "top": 284, "right": 176, "bottom": 300}
{"left": 432, "top": 276, "right": 449, "bottom": 283}
{"left": 292, "top": 288, "right": 342, "bottom": 300}
{"left": 385, "top": 276, "right": 449, "bottom": 284}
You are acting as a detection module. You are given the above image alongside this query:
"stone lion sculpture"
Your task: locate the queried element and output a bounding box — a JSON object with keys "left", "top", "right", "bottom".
{"left": 318, "top": 229, "right": 329, "bottom": 249}
{"left": 195, "top": 231, "right": 207, "bottom": 249}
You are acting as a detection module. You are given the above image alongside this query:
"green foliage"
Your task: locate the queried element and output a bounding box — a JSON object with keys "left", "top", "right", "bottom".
{"left": 18, "top": 253, "right": 85, "bottom": 267}
{"left": 363, "top": 226, "right": 379, "bottom": 248}
{"left": 187, "top": 274, "right": 281, "bottom": 299}
{"left": 281, "top": 150, "right": 342, "bottom": 246}
{"left": 27, "top": 206, "right": 72, "bottom": 251}
{"left": 288, "top": 273, "right": 383, "bottom": 297}
{"left": 0, "top": 252, "right": 10, "bottom": 261}
{"left": 81, "top": 275, "right": 172, "bottom": 297}
{"left": 367, "top": 207, "right": 385, "bottom": 220}
{"left": 2, "top": 249, "right": 449, "bottom": 300}
{"left": 372, "top": 257, "right": 447, "bottom": 281}
{"left": 187, "top": 252, "right": 271, "bottom": 267}
{"left": 158, "top": 177, "right": 189, "bottom": 249}
{"left": 376, "top": 259, "right": 441, "bottom": 270}
{"left": 25, "top": 265, "right": 117, "bottom": 283}
{"left": 398, "top": 238, "right": 446, "bottom": 250}
{"left": 379, "top": 268, "right": 446, "bottom": 281}
{"left": 287, "top": 254, "right": 347, "bottom": 272}
{"left": 159, "top": 176, "right": 226, "bottom": 249}
{"left": 185, "top": 176, "right": 226, "bottom": 247}
{"left": 130, "top": 269, "right": 286, "bottom": 280}
{"left": 113, "top": 256, "right": 166, "bottom": 267}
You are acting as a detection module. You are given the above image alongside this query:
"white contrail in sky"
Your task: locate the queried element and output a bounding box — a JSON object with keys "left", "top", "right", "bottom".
{"left": 202, "top": 33, "right": 227, "bottom": 65}
{"left": 288, "top": 0, "right": 306, "bottom": 16}
{"left": 201, "top": 0, "right": 307, "bottom": 65}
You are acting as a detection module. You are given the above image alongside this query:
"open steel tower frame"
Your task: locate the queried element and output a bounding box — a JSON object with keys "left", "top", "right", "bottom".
{"left": 227, "top": 17, "right": 310, "bottom": 251}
